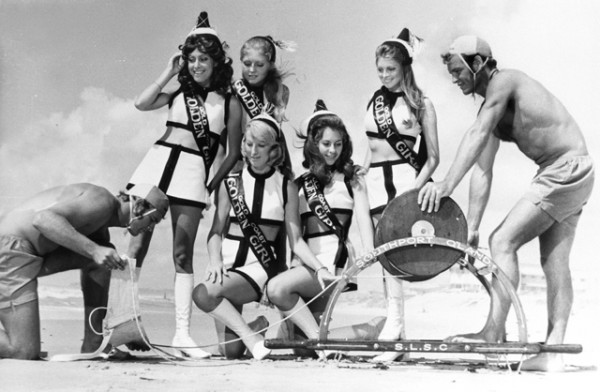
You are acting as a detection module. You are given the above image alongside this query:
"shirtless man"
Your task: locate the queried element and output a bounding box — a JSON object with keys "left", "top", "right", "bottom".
{"left": 0, "top": 182, "right": 168, "bottom": 360}
{"left": 418, "top": 36, "right": 594, "bottom": 371}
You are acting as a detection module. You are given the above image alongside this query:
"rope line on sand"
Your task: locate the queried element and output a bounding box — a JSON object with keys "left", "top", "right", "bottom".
{"left": 88, "top": 266, "right": 344, "bottom": 365}
{"left": 126, "top": 264, "right": 257, "bottom": 366}
{"left": 151, "top": 276, "right": 343, "bottom": 352}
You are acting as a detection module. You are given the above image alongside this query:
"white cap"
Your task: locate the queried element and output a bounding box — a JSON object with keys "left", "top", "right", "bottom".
{"left": 448, "top": 35, "right": 492, "bottom": 57}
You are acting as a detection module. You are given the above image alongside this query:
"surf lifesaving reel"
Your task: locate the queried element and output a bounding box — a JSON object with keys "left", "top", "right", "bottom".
{"left": 266, "top": 189, "right": 582, "bottom": 358}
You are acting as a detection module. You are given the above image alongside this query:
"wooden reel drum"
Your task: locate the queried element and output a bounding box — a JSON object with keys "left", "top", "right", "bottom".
{"left": 375, "top": 189, "right": 467, "bottom": 282}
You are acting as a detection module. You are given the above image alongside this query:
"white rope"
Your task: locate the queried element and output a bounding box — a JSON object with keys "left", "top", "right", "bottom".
{"left": 94, "top": 244, "right": 494, "bottom": 364}
{"left": 84, "top": 264, "right": 344, "bottom": 365}
{"left": 154, "top": 276, "right": 344, "bottom": 351}
{"left": 88, "top": 306, "right": 107, "bottom": 336}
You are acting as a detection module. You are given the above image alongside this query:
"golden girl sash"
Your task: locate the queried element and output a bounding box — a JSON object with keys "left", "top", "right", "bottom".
{"left": 300, "top": 172, "right": 345, "bottom": 240}
{"left": 183, "top": 91, "right": 213, "bottom": 174}
{"left": 371, "top": 88, "right": 422, "bottom": 172}
{"left": 232, "top": 79, "right": 263, "bottom": 118}
{"left": 224, "top": 170, "right": 279, "bottom": 278}
{"left": 300, "top": 172, "right": 352, "bottom": 269}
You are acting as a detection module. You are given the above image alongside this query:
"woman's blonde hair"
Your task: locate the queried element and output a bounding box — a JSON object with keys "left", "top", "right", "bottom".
{"left": 376, "top": 44, "right": 425, "bottom": 122}
{"left": 242, "top": 119, "right": 287, "bottom": 174}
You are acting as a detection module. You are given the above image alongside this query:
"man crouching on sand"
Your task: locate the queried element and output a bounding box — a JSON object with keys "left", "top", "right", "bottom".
{"left": 418, "top": 36, "right": 594, "bottom": 372}
{"left": 0, "top": 182, "right": 168, "bottom": 360}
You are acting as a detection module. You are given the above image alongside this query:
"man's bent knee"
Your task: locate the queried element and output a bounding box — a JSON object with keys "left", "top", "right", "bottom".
{"left": 489, "top": 228, "right": 519, "bottom": 256}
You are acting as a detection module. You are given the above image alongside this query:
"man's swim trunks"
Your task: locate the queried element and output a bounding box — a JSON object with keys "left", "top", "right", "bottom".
{"left": 524, "top": 155, "right": 594, "bottom": 222}
{"left": 0, "top": 235, "right": 43, "bottom": 309}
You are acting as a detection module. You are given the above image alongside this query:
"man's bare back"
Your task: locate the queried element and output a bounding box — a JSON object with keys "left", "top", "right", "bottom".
{"left": 0, "top": 183, "right": 119, "bottom": 255}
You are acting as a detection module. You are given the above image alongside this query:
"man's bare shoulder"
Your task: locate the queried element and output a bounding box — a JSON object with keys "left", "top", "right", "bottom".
{"left": 490, "top": 69, "right": 540, "bottom": 91}
{"left": 48, "top": 184, "right": 118, "bottom": 232}
{"left": 53, "top": 183, "right": 112, "bottom": 204}
{"left": 36, "top": 183, "right": 116, "bottom": 220}
{"left": 70, "top": 184, "right": 116, "bottom": 208}
{"left": 483, "top": 69, "right": 534, "bottom": 104}
{"left": 72, "top": 183, "right": 113, "bottom": 197}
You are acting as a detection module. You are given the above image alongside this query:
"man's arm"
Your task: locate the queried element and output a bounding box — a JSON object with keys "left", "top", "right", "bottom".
{"left": 466, "top": 135, "right": 499, "bottom": 246}
{"left": 414, "top": 97, "right": 440, "bottom": 189}
{"left": 32, "top": 189, "right": 125, "bottom": 269}
{"left": 352, "top": 175, "right": 375, "bottom": 252}
{"left": 418, "top": 73, "right": 512, "bottom": 212}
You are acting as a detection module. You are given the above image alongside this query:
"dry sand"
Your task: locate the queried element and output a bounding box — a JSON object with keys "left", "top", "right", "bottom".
{"left": 1, "top": 266, "right": 598, "bottom": 392}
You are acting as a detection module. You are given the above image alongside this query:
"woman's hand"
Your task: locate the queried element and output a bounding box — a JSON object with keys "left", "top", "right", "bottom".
{"left": 205, "top": 258, "right": 228, "bottom": 285}
{"left": 315, "top": 267, "right": 336, "bottom": 290}
{"left": 355, "top": 166, "right": 368, "bottom": 177}
{"left": 166, "top": 52, "right": 185, "bottom": 77}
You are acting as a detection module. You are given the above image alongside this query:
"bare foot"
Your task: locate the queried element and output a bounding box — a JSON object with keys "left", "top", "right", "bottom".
{"left": 106, "top": 347, "right": 138, "bottom": 361}
{"left": 444, "top": 330, "right": 505, "bottom": 343}
{"left": 371, "top": 351, "right": 407, "bottom": 363}
{"left": 445, "top": 323, "right": 508, "bottom": 343}
{"left": 514, "top": 353, "right": 565, "bottom": 372}
{"left": 444, "top": 333, "right": 487, "bottom": 343}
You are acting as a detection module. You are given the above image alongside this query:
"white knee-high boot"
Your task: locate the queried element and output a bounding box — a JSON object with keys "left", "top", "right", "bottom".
{"left": 282, "top": 297, "right": 329, "bottom": 360}
{"left": 208, "top": 298, "right": 270, "bottom": 360}
{"left": 172, "top": 273, "right": 211, "bottom": 359}
{"left": 373, "top": 274, "right": 406, "bottom": 362}
{"left": 282, "top": 297, "right": 320, "bottom": 339}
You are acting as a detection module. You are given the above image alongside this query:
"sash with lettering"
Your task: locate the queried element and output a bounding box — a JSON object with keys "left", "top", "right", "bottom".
{"left": 371, "top": 88, "right": 423, "bottom": 172}
{"left": 183, "top": 89, "right": 213, "bottom": 176}
{"left": 224, "top": 170, "right": 279, "bottom": 278}
{"left": 300, "top": 172, "right": 354, "bottom": 270}
{"left": 232, "top": 79, "right": 263, "bottom": 118}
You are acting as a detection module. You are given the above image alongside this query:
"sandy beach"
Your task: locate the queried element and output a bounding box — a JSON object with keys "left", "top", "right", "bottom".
{"left": 2, "top": 266, "right": 598, "bottom": 392}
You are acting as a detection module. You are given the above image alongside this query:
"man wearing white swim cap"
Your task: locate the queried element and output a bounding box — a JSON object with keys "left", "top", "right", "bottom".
{"left": 418, "top": 35, "right": 594, "bottom": 372}
{"left": 0, "top": 182, "right": 168, "bottom": 360}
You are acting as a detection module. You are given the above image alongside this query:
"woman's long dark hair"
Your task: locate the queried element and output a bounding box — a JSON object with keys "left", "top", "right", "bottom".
{"left": 178, "top": 34, "right": 233, "bottom": 96}
{"left": 298, "top": 114, "right": 357, "bottom": 187}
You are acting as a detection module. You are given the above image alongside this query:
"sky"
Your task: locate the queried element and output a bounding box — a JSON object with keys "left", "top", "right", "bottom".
{"left": 1, "top": 0, "right": 599, "bottom": 292}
